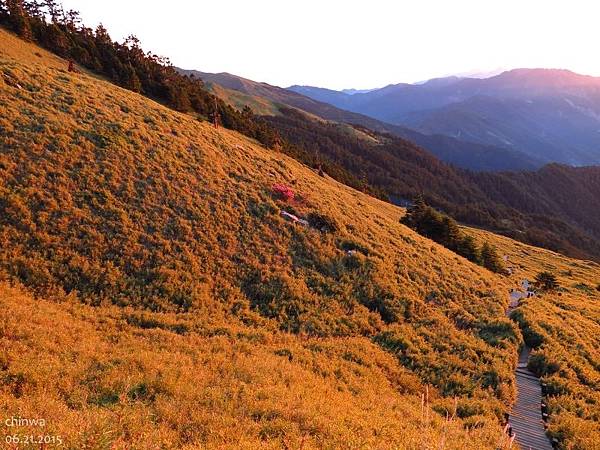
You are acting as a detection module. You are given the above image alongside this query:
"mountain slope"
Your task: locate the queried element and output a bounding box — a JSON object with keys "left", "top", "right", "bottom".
{"left": 290, "top": 69, "right": 600, "bottom": 165}
{"left": 185, "top": 69, "right": 541, "bottom": 171}
{"left": 468, "top": 164, "right": 600, "bottom": 243}
{"left": 204, "top": 80, "right": 281, "bottom": 116}
{"left": 1, "top": 27, "right": 519, "bottom": 449}
{"left": 402, "top": 94, "right": 600, "bottom": 165}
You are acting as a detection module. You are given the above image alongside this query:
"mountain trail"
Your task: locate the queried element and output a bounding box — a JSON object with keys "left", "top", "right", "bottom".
{"left": 506, "top": 281, "right": 553, "bottom": 450}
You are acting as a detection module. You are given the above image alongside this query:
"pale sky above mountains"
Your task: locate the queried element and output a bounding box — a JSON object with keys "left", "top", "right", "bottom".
{"left": 61, "top": 0, "right": 600, "bottom": 90}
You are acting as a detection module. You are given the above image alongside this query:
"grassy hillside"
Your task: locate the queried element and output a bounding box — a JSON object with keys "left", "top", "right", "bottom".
{"left": 5, "top": 2, "right": 600, "bottom": 264}
{"left": 2, "top": 280, "right": 512, "bottom": 450}
{"left": 203, "top": 80, "right": 281, "bottom": 117}
{"left": 182, "top": 72, "right": 600, "bottom": 264}
{"left": 0, "top": 29, "right": 524, "bottom": 448}
{"left": 1, "top": 27, "right": 598, "bottom": 449}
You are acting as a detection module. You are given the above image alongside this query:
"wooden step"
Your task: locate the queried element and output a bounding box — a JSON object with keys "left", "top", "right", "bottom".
{"left": 507, "top": 345, "right": 553, "bottom": 450}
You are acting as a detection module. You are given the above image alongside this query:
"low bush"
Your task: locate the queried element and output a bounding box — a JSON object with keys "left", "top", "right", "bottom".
{"left": 307, "top": 211, "right": 339, "bottom": 233}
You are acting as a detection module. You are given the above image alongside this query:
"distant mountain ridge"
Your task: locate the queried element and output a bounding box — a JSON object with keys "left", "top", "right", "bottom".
{"left": 289, "top": 69, "right": 600, "bottom": 166}
{"left": 182, "top": 69, "right": 543, "bottom": 172}
{"left": 341, "top": 88, "right": 376, "bottom": 95}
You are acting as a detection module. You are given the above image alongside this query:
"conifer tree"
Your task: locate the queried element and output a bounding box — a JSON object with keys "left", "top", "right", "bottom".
{"left": 120, "top": 63, "right": 142, "bottom": 92}
{"left": 168, "top": 82, "right": 192, "bottom": 111}
{"left": 534, "top": 271, "right": 559, "bottom": 292}
{"left": 457, "top": 235, "right": 481, "bottom": 264}
{"left": 64, "top": 8, "right": 81, "bottom": 31}
{"left": 6, "top": 0, "right": 32, "bottom": 40}
{"left": 44, "top": 0, "right": 62, "bottom": 23}
{"left": 41, "top": 21, "right": 68, "bottom": 55}
{"left": 440, "top": 215, "right": 461, "bottom": 250}
{"left": 23, "top": 1, "right": 45, "bottom": 19}
{"left": 402, "top": 196, "right": 484, "bottom": 264}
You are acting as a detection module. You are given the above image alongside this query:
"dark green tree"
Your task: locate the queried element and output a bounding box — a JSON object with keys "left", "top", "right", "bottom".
{"left": 64, "top": 8, "right": 80, "bottom": 31}
{"left": 6, "top": 0, "right": 32, "bottom": 40}
{"left": 457, "top": 235, "right": 481, "bottom": 264}
{"left": 402, "top": 196, "right": 484, "bottom": 264}
{"left": 23, "top": 1, "right": 45, "bottom": 18}
{"left": 43, "top": 0, "right": 62, "bottom": 23}
{"left": 440, "top": 215, "right": 461, "bottom": 250}
{"left": 401, "top": 197, "right": 446, "bottom": 240}
{"left": 480, "top": 242, "right": 506, "bottom": 274}
{"left": 168, "top": 82, "right": 192, "bottom": 112}
{"left": 120, "top": 63, "right": 141, "bottom": 92}
{"left": 39, "top": 21, "right": 69, "bottom": 55}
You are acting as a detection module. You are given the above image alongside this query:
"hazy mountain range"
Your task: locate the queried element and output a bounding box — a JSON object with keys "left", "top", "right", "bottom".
{"left": 182, "top": 69, "right": 543, "bottom": 171}
{"left": 289, "top": 69, "right": 600, "bottom": 166}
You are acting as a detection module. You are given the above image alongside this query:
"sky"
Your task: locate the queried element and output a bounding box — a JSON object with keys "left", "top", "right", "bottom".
{"left": 60, "top": 0, "right": 600, "bottom": 90}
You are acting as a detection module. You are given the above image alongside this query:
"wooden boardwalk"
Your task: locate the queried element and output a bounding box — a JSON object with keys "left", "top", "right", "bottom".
{"left": 505, "top": 281, "right": 553, "bottom": 450}
{"left": 508, "top": 347, "right": 553, "bottom": 450}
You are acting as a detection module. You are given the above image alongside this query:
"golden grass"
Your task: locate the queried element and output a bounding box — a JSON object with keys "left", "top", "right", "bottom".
{"left": 0, "top": 27, "right": 66, "bottom": 69}
{"left": 205, "top": 81, "right": 282, "bottom": 117}
{"left": 0, "top": 281, "right": 512, "bottom": 449}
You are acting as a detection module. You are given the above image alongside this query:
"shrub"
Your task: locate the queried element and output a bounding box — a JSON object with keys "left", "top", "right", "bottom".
{"left": 456, "top": 235, "right": 481, "bottom": 264}
{"left": 534, "top": 271, "right": 559, "bottom": 292}
{"left": 477, "top": 320, "right": 519, "bottom": 347}
{"left": 573, "top": 283, "right": 593, "bottom": 294}
{"left": 307, "top": 212, "right": 339, "bottom": 233}
{"left": 480, "top": 242, "right": 506, "bottom": 274}
{"left": 242, "top": 272, "right": 304, "bottom": 332}
{"left": 127, "top": 382, "right": 156, "bottom": 403}
{"left": 338, "top": 239, "right": 370, "bottom": 255}
{"left": 455, "top": 400, "right": 486, "bottom": 419}
{"left": 528, "top": 351, "right": 561, "bottom": 377}
{"left": 274, "top": 348, "right": 293, "bottom": 361}
{"left": 541, "top": 376, "right": 571, "bottom": 396}
{"left": 509, "top": 310, "right": 544, "bottom": 348}
{"left": 272, "top": 183, "right": 295, "bottom": 201}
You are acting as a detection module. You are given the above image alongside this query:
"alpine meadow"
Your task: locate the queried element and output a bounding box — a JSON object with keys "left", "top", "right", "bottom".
{"left": 0, "top": 2, "right": 599, "bottom": 450}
